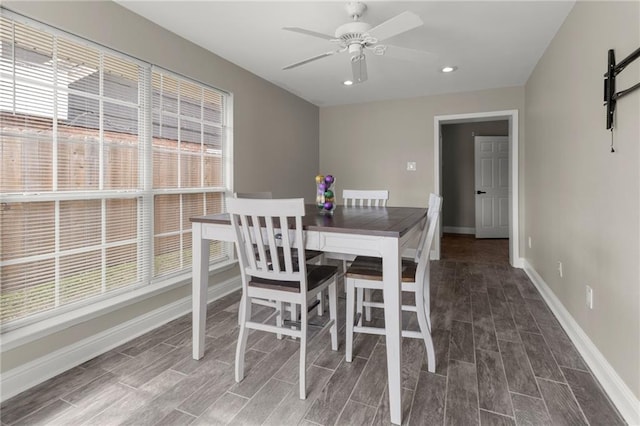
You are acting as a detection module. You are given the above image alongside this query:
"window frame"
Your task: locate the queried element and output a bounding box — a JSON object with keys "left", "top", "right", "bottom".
{"left": 0, "top": 9, "right": 235, "bottom": 339}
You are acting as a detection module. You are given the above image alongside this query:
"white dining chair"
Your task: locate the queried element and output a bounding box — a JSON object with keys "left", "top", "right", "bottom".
{"left": 342, "top": 189, "right": 389, "bottom": 207}
{"left": 234, "top": 192, "right": 326, "bottom": 324}
{"left": 228, "top": 197, "right": 338, "bottom": 399}
{"left": 329, "top": 189, "right": 390, "bottom": 296}
{"left": 235, "top": 193, "right": 324, "bottom": 271}
{"left": 344, "top": 193, "right": 442, "bottom": 373}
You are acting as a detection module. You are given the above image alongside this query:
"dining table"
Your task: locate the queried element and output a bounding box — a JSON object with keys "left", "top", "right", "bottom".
{"left": 190, "top": 203, "right": 428, "bottom": 425}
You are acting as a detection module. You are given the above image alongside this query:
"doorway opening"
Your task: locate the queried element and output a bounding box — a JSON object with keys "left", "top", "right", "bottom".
{"left": 440, "top": 234, "right": 510, "bottom": 265}
{"left": 433, "top": 110, "right": 521, "bottom": 268}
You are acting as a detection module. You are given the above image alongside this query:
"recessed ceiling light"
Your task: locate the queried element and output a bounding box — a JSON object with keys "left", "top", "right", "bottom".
{"left": 343, "top": 80, "right": 353, "bottom": 86}
{"left": 441, "top": 66, "right": 458, "bottom": 73}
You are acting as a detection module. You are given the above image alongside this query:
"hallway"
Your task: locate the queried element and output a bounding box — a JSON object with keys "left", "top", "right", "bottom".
{"left": 441, "top": 233, "right": 509, "bottom": 265}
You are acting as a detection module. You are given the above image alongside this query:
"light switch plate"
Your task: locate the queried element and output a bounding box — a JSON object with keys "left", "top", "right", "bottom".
{"left": 407, "top": 162, "right": 417, "bottom": 171}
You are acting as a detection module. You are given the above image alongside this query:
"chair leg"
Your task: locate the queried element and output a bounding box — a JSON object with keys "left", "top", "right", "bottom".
{"left": 314, "top": 254, "right": 325, "bottom": 316}
{"left": 416, "top": 287, "right": 436, "bottom": 373}
{"left": 290, "top": 303, "right": 299, "bottom": 340}
{"left": 299, "top": 301, "right": 308, "bottom": 400}
{"left": 276, "top": 301, "right": 284, "bottom": 340}
{"left": 328, "top": 280, "right": 338, "bottom": 351}
{"left": 364, "top": 288, "right": 372, "bottom": 322}
{"left": 317, "top": 291, "right": 324, "bottom": 316}
{"left": 237, "top": 294, "right": 245, "bottom": 326}
{"left": 345, "top": 278, "right": 355, "bottom": 363}
{"left": 343, "top": 259, "right": 348, "bottom": 293}
{"left": 235, "top": 294, "right": 252, "bottom": 382}
{"left": 356, "top": 287, "right": 364, "bottom": 326}
{"left": 423, "top": 278, "right": 432, "bottom": 330}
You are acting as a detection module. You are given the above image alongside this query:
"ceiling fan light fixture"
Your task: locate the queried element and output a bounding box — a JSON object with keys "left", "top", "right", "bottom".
{"left": 282, "top": 2, "right": 428, "bottom": 85}
{"left": 441, "top": 66, "right": 458, "bottom": 73}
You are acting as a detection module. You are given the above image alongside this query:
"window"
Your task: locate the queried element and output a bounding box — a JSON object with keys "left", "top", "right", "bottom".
{"left": 0, "top": 13, "right": 231, "bottom": 328}
{"left": 151, "top": 71, "right": 226, "bottom": 278}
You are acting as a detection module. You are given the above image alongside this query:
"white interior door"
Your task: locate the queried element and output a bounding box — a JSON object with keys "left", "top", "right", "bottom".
{"left": 475, "top": 136, "right": 509, "bottom": 238}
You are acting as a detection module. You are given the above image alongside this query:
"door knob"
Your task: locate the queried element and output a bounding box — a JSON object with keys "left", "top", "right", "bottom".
{"left": 476, "top": 190, "right": 486, "bottom": 194}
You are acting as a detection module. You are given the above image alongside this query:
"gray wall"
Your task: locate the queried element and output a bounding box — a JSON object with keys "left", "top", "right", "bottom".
{"left": 441, "top": 121, "right": 508, "bottom": 229}
{"left": 524, "top": 1, "right": 639, "bottom": 399}
{"left": 319, "top": 86, "right": 525, "bottom": 234}
{"left": 1, "top": 1, "right": 319, "bottom": 372}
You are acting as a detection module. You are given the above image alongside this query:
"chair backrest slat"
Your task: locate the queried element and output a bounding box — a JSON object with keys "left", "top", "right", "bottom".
{"left": 424, "top": 194, "right": 442, "bottom": 257}
{"left": 414, "top": 215, "right": 429, "bottom": 264}
{"left": 238, "top": 214, "right": 258, "bottom": 270}
{"left": 254, "top": 216, "right": 271, "bottom": 271}
{"left": 414, "top": 194, "right": 439, "bottom": 263}
{"left": 342, "top": 189, "right": 389, "bottom": 207}
{"left": 415, "top": 193, "right": 442, "bottom": 283}
{"left": 279, "top": 215, "right": 295, "bottom": 273}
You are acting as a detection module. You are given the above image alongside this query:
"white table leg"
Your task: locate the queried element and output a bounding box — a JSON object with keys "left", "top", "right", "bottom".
{"left": 382, "top": 237, "right": 403, "bottom": 425}
{"left": 192, "top": 222, "right": 210, "bottom": 360}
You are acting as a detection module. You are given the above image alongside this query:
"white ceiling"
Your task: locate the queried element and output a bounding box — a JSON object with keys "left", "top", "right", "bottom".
{"left": 117, "top": 1, "right": 575, "bottom": 107}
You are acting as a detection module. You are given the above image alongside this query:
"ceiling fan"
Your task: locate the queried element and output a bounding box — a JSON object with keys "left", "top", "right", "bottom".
{"left": 282, "top": 2, "right": 433, "bottom": 84}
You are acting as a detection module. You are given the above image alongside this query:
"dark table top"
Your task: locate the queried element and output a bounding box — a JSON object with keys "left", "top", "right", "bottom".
{"left": 190, "top": 205, "right": 427, "bottom": 238}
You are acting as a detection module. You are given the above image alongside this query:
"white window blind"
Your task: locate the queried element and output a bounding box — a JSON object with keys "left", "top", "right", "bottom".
{"left": 0, "top": 13, "right": 231, "bottom": 328}
{"left": 151, "top": 70, "right": 226, "bottom": 278}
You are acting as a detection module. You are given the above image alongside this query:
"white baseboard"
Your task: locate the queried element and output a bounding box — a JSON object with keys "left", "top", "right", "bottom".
{"left": 443, "top": 226, "right": 475, "bottom": 234}
{"left": 523, "top": 260, "right": 640, "bottom": 425}
{"left": 0, "top": 276, "right": 241, "bottom": 402}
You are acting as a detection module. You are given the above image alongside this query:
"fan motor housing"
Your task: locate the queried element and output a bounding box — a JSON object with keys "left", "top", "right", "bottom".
{"left": 335, "top": 21, "right": 372, "bottom": 43}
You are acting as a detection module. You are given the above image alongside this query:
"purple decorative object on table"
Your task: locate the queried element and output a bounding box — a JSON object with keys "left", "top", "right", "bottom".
{"left": 315, "top": 174, "right": 336, "bottom": 214}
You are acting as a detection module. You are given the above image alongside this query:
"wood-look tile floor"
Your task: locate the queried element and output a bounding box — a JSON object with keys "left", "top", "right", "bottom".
{"left": 1, "top": 235, "right": 626, "bottom": 426}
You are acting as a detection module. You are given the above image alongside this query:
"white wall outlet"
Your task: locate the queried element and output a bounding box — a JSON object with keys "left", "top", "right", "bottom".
{"left": 586, "top": 285, "right": 594, "bottom": 309}
{"left": 557, "top": 261, "right": 563, "bottom": 278}
{"left": 407, "top": 162, "right": 417, "bottom": 171}
{"left": 528, "top": 237, "right": 532, "bottom": 248}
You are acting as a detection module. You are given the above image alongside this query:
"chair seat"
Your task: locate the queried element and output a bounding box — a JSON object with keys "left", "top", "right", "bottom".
{"left": 345, "top": 256, "right": 417, "bottom": 283}
{"left": 249, "top": 264, "right": 338, "bottom": 293}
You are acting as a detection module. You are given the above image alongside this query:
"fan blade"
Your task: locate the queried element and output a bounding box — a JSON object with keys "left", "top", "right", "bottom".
{"left": 282, "top": 27, "right": 335, "bottom": 41}
{"left": 351, "top": 54, "right": 368, "bottom": 84}
{"left": 367, "top": 11, "right": 423, "bottom": 42}
{"left": 283, "top": 49, "right": 342, "bottom": 70}
{"left": 383, "top": 44, "right": 435, "bottom": 63}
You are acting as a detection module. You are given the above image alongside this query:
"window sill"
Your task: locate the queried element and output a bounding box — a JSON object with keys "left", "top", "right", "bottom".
{"left": 0, "top": 260, "right": 238, "bottom": 353}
